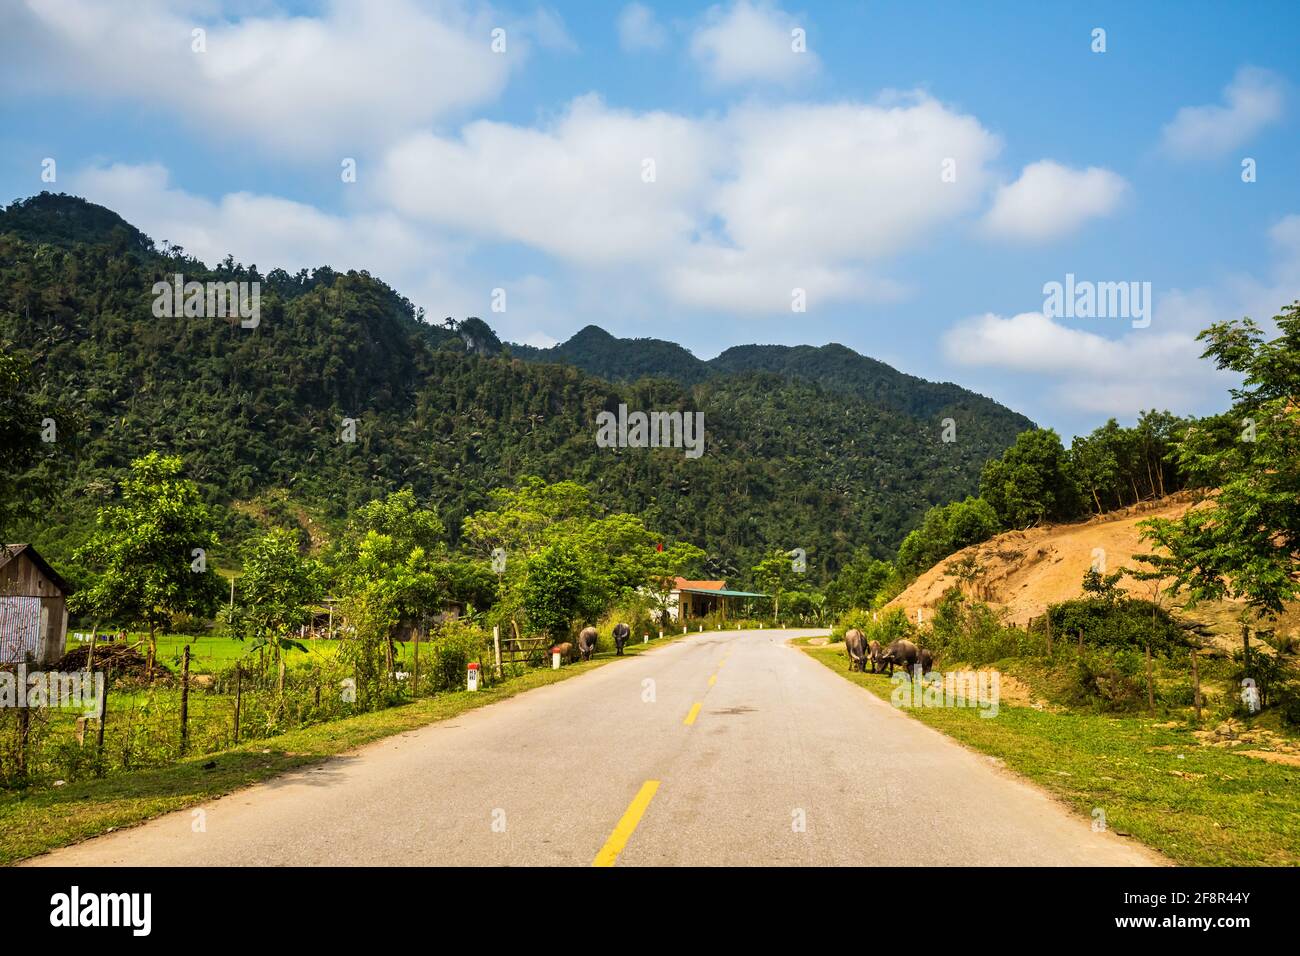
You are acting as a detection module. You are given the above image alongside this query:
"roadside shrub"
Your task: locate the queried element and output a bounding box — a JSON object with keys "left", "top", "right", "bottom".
{"left": 1228, "top": 649, "right": 1297, "bottom": 714}
{"left": 1069, "top": 646, "right": 1147, "bottom": 711}
{"left": 926, "top": 588, "right": 1041, "bottom": 665}
{"left": 425, "top": 619, "right": 493, "bottom": 693}
{"left": 1047, "top": 597, "right": 1188, "bottom": 656}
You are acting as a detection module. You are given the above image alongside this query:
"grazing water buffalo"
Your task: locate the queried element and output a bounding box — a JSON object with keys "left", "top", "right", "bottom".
{"left": 844, "top": 628, "right": 867, "bottom": 672}
{"left": 867, "top": 640, "right": 884, "bottom": 673}
{"left": 612, "top": 622, "right": 630, "bottom": 656}
{"left": 578, "top": 626, "right": 598, "bottom": 662}
{"left": 918, "top": 648, "right": 935, "bottom": 675}
{"left": 551, "top": 642, "right": 574, "bottom": 663}
{"left": 878, "top": 639, "right": 920, "bottom": 677}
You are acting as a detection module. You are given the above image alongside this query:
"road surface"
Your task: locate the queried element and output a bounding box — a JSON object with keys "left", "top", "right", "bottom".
{"left": 29, "top": 629, "right": 1159, "bottom": 866}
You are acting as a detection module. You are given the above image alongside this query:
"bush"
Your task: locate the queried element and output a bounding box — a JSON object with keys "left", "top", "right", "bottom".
{"left": 926, "top": 588, "right": 1040, "bottom": 665}
{"left": 1047, "top": 597, "right": 1188, "bottom": 656}
{"left": 1069, "top": 646, "right": 1148, "bottom": 711}
{"left": 424, "top": 619, "right": 493, "bottom": 693}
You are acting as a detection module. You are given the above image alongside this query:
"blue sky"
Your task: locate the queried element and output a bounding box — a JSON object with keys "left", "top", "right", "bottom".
{"left": 2, "top": 0, "right": 1298, "bottom": 437}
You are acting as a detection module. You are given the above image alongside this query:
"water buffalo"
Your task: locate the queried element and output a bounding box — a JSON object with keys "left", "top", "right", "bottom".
{"left": 844, "top": 628, "right": 867, "bottom": 672}
{"left": 550, "top": 642, "right": 574, "bottom": 663}
{"left": 867, "top": 639, "right": 884, "bottom": 673}
{"left": 612, "top": 622, "right": 630, "bottom": 656}
{"left": 918, "top": 648, "right": 935, "bottom": 675}
{"left": 878, "top": 639, "right": 920, "bottom": 677}
{"left": 578, "top": 626, "right": 598, "bottom": 662}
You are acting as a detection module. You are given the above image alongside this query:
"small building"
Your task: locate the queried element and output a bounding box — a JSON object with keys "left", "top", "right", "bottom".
{"left": 0, "top": 544, "right": 72, "bottom": 666}
{"left": 667, "top": 577, "right": 768, "bottom": 622}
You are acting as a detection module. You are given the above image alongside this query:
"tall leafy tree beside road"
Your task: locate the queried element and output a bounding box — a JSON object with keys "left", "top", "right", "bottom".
{"left": 1139, "top": 305, "right": 1300, "bottom": 623}
{"left": 71, "top": 453, "right": 223, "bottom": 672}
{"left": 229, "top": 528, "right": 323, "bottom": 658}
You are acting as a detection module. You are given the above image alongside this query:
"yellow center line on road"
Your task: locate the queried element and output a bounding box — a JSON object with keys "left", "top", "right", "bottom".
{"left": 592, "top": 779, "right": 660, "bottom": 867}
{"left": 683, "top": 701, "right": 702, "bottom": 725}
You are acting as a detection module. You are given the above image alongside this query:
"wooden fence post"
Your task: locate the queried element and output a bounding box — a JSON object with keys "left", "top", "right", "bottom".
{"left": 1145, "top": 643, "right": 1155, "bottom": 715}
{"left": 1241, "top": 624, "right": 1251, "bottom": 673}
{"left": 179, "top": 644, "right": 191, "bottom": 755}
{"left": 1043, "top": 616, "right": 1052, "bottom": 655}
{"left": 1191, "top": 648, "right": 1202, "bottom": 722}
{"left": 233, "top": 663, "right": 242, "bottom": 744}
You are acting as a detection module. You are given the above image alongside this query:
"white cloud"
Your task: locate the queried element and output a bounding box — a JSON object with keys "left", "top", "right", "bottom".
{"left": 690, "top": 0, "right": 819, "bottom": 87}
{"left": 7, "top": 0, "right": 516, "bottom": 156}
{"left": 377, "top": 94, "right": 725, "bottom": 265}
{"left": 618, "top": 3, "right": 666, "bottom": 52}
{"left": 942, "top": 215, "right": 1300, "bottom": 419}
{"left": 1160, "top": 66, "right": 1285, "bottom": 158}
{"left": 982, "top": 161, "right": 1127, "bottom": 242}
{"left": 377, "top": 91, "right": 1001, "bottom": 314}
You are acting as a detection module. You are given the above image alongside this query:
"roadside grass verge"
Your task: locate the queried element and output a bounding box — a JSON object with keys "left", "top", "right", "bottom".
{"left": 799, "top": 640, "right": 1300, "bottom": 866}
{"left": 2, "top": 634, "right": 678, "bottom": 865}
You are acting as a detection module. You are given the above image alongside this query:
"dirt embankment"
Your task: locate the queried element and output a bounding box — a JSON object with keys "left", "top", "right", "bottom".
{"left": 885, "top": 493, "right": 1298, "bottom": 645}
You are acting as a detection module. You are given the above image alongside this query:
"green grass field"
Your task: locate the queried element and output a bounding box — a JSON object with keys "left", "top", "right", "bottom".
{"left": 800, "top": 641, "right": 1300, "bottom": 866}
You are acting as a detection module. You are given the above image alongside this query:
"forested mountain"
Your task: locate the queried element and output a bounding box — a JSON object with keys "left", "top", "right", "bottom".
{"left": 513, "top": 327, "right": 1032, "bottom": 425}
{"left": 1, "top": 193, "right": 1033, "bottom": 585}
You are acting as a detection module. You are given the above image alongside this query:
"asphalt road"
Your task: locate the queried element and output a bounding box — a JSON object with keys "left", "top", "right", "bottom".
{"left": 30, "top": 629, "right": 1159, "bottom": 866}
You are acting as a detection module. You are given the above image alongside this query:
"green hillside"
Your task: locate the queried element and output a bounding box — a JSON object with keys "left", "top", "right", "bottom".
{"left": 2, "top": 192, "right": 1033, "bottom": 586}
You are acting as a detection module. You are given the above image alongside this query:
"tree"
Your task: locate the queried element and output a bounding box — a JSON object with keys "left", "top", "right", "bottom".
{"left": 980, "top": 428, "right": 1084, "bottom": 529}
{"left": 896, "top": 496, "right": 1000, "bottom": 579}
{"left": 70, "top": 453, "right": 223, "bottom": 673}
{"left": 229, "top": 528, "right": 323, "bottom": 658}
{"left": 751, "top": 550, "right": 797, "bottom": 620}
{"left": 327, "top": 490, "right": 455, "bottom": 670}
{"left": 825, "top": 548, "right": 894, "bottom": 611}
{"left": 1138, "top": 304, "right": 1300, "bottom": 622}
{"left": 521, "top": 543, "right": 603, "bottom": 640}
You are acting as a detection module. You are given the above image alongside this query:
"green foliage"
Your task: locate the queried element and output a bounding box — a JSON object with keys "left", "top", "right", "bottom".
{"left": 926, "top": 588, "right": 1039, "bottom": 665}
{"left": 0, "top": 349, "right": 46, "bottom": 539}
{"left": 1069, "top": 647, "right": 1148, "bottom": 711}
{"left": 979, "top": 428, "right": 1084, "bottom": 529}
{"left": 69, "top": 453, "right": 224, "bottom": 638}
{"left": 1046, "top": 595, "right": 1188, "bottom": 657}
{"left": 1, "top": 194, "right": 1031, "bottom": 583}
{"left": 1138, "top": 304, "right": 1300, "bottom": 619}
{"left": 751, "top": 549, "right": 797, "bottom": 618}
{"left": 520, "top": 542, "right": 603, "bottom": 639}
{"left": 1071, "top": 411, "right": 1188, "bottom": 514}
{"left": 824, "top": 548, "right": 894, "bottom": 612}
{"left": 423, "top": 619, "right": 493, "bottom": 693}
{"left": 895, "top": 496, "right": 1000, "bottom": 579}
{"left": 228, "top": 528, "right": 322, "bottom": 655}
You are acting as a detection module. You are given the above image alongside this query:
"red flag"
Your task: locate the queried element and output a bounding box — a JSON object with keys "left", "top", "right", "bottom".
{"left": 656, "top": 542, "right": 664, "bottom": 552}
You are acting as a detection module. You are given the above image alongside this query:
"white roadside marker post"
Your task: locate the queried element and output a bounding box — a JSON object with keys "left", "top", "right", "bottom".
{"left": 552, "top": 650, "right": 561, "bottom": 670}
{"left": 643, "top": 634, "right": 648, "bottom": 644}
{"left": 467, "top": 662, "right": 480, "bottom": 692}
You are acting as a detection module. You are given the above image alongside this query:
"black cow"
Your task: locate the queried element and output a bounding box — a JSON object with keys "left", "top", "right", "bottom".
{"left": 867, "top": 639, "right": 884, "bottom": 673}
{"left": 878, "top": 639, "right": 920, "bottom": 677}
{"left": 844, "top": 628, "right": 867, "bottom": 672}
{"left": 578, "top": 626, "right": 598, "bottom": 662}
{"left": 612, "top": 622, "right": 630, "bottom": 656}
